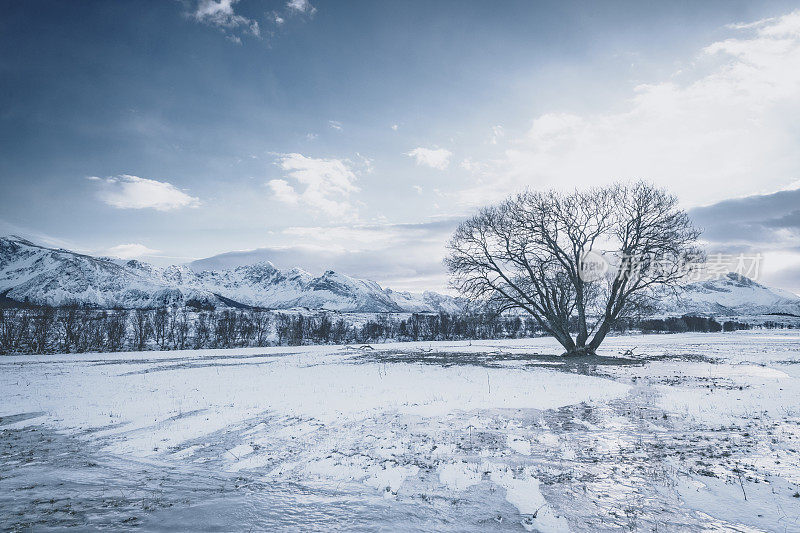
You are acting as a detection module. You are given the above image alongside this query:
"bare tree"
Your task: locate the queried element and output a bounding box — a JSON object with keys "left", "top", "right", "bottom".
{"left": 214, "top": 310, "right": 237, "bottom": 348}
{"left": 446, "top": 182, "right": 702, "bottom": 355}
{"left": 194, "top": 311, "right": 212, "bottom": 349}
{"left": 31, "top": 308, "right": 56, "bottom": 354}
{"left": 0, "top": 309, "right": 8, "bottom": 353}
{"left": 85, "top": 311, "right": 107, "bottom": 352}
{"left": 1, "top": 309, "right": 28, "bottom": 353}
{"left": 131, "top": 309, "right": 152, "bottom": 351}
{"left": 275, "top": 313, "right": 292, "bottom": 345}
{"left": 250, "top": 310, "right": 271, "bottom": 347}
{"left": 153, "top": 308, "right": 169, "bottom": 349}
{"left": 170, "top": 308, "right": 190, "bottom": 350}
{"left": 58, "top": 307, "right": 82, "bottom": 353}
{"left": 237, "top": 311, "right": 254, "bottom": 346}
{"left": 332, "top": 318, "right": 349, "bottom": 344}
{"left": 105, "top": 311, "right": 127, "bottom": 352}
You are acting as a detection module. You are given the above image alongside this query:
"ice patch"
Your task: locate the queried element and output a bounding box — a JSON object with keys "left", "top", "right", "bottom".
{"left": 365, "top": 462, "right": 419, "bottom": 497}
{"left": 489, "top": 465, "right": 570, "bottom": 532}
{"left": 227, "top": 452, "right": 273, "bottom": 473}
{"left": 226, "top": 443, "right": 254, "bottom": 460}
{"left": 536, "top": 433, "right": 560, "bottom": 448}
{"left": 507, "top": 434, "right": 532, "bottom": 455}
{"left": 171, "top": 444, "right": 204, "bottom": 459}
{"left": 272, "top": 419, "right": 321, "bottom": 439}
{"left": 302, "top": 456, "right": 418, "bottom": 497}
{"left": 438, "top": 461, "right": 482, "bottom": 491}
{"left": 560, "top": 446, "right": 576, "bottom": 461}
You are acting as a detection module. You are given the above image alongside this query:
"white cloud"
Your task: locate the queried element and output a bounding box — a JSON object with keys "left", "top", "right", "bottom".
{"left": 267, "top": 179, "right": 300, "bottom": 205}
{"left": 192, "top": 0, "right": 260, "bottom": 39}
{"left": 194, "top": 0, "right": 234, "bottom": 19}
{"left": 391, "top": 124, "right": 399, "bottom": 131}
{"left": 490, "top": 124, "right": 504, "bottom": 144}
{"left": 460, "top": 158, "right": 485, "bottom": 172}
{"left": 106, "top": 243, "right": 160, "bottom": 259}
{"left": 458, "top": 10, "right": 800, "bottom": 207}
{"left": 269, "top": 153, "right": 360, "bottom": 218}
{"left": 406, "top": 147, "right": 452, "bottom": 170}
{"left": 283, "top": 225, "right": 393, "bottom": 251}
{"left": 355, "top": 152, "right": 374, "bottom": 174}
{"left": 273, "top": 219, "right": 462, "bottom": 291}
{"left": 287, "top": 0, "right": 315, "bottom": 14}
{"left": 93, "top": 175, "right": 201, "bottom": 211}
{"left": 413, "top": 185, "right": 423, "bottom": 194}
{"left": 328, "top": 120, "right": 342, "bottom": 131}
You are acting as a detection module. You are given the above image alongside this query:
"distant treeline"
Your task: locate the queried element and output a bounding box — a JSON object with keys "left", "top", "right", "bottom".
{"left": 636, "top": 315, "right": 752, "bottom": 333}
{"left": 0, "top": 307, "right": 793, "bottom": 355}
{"left": 0, "top": 308, "right": 538, "bottom": 354}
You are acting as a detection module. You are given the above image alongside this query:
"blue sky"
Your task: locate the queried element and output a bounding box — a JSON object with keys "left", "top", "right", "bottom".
{"left": 2, "top": 1, "right": 800, "bottom": 293}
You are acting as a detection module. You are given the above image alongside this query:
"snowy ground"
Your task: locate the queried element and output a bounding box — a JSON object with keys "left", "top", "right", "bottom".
{"left": 2, "top": 331, "right": 800, "bottom": 531}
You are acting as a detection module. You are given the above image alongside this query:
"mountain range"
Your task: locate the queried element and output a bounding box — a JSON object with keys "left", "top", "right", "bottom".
{"left": 662, "top": 272, "right": 800, "bottom": 317}
{"left": 1, "top": 236, "right": 799, "bottom": 316}
{"left": 0, "top": 236, "right": 463, "bottom": 313}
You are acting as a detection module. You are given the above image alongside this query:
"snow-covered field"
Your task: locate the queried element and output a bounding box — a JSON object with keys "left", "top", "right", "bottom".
{"left": 2, "top": 331, "right": 800, "bottom": 531}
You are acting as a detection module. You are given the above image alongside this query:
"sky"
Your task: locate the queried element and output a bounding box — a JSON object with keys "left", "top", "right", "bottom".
{"left": 1, "top": 0, "right": 800, "bottom": 294}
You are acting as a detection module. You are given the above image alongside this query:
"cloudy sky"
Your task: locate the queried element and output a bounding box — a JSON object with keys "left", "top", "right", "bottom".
{"left": 2, "top": 1, "right": 800, "bottom": 293}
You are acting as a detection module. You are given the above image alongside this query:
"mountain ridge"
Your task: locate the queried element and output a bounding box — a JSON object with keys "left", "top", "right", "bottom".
{"left": 0, "top": 236, "right": 464, "bottom": 313}
{"left": 2, "top": 236, "right": 799, "bottom": 316}
{"left": 662, "top": 272, "right": 800, "bottom": 316}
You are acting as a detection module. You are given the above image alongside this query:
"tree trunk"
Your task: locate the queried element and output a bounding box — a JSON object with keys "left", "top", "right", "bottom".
{"left": 575, "top": 285, "right": 589, "bottom": 348}
{"left": 550, "top": 329, "right": 576, "bottom": 355}
{"left": 588, "top": 318, "right": 612, "bottom": 354}
{"left": 565, "top": 343, "right": 596, "bottom": 356}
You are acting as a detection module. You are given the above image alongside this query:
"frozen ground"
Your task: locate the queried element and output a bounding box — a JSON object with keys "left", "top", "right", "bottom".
{"left": 2, "top": 331, "right": 800, "bottom": 531}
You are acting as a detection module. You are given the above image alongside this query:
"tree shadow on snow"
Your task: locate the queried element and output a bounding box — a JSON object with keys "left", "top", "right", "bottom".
{"left": 351, "top": 349, "right": 644, "bottom": 376}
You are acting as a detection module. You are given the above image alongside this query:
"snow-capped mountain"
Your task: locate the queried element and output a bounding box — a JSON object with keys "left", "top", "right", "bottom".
{"left": 0, "top": 236, "right": 464, "bottom": 312}
{"left": 664, "top": 272, "right": 800, "bottom": 316}
{"left": 4, "top": 236, "right": 797, "bottom": 316}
